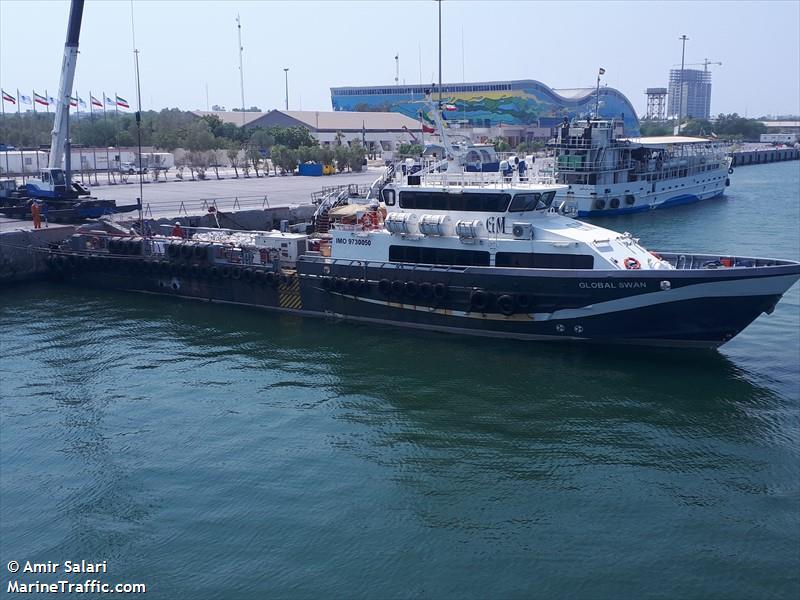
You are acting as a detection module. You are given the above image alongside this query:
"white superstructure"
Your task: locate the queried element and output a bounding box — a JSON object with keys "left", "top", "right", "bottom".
{"left": 549, "top": 118, "right": 733, "bottom": 216}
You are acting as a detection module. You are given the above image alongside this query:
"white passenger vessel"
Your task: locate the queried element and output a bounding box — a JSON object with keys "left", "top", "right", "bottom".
{"left": 546, "top": 117, "right": 734, "bottom": 216}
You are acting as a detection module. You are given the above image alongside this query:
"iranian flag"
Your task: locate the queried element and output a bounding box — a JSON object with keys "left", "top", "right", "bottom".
{"left": 422, "top": 124, "right": 436, "bottom": 133}
{"left": 69, "top": 96, "right": 79, "bottom": 107}
{"left": 90, "top": 95, "right": 102, "bottom": 108}
{"left": 115, "top": 95, "right": 130, "bottom": 109}
{"left": 1, "top": 90, "right": 15, "bottom": 104}
{"left": 33, "top": 92, "right": 49, "bottom": 106}
{"left": 443, "top": 104, "right": 457, "bottom": 111}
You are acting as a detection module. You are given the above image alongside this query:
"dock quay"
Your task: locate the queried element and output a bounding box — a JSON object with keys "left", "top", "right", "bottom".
{"left": 0, "top": 169, "right": 378, "bottom": 286}
{"left": 731, "top": 146, "right": 799, "bottom": 167}
{"left": 0, "top": 224, "right": 76, "bottom": 283}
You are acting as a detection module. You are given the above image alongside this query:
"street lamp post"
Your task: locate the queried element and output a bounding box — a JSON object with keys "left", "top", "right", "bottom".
{"left": 283, "top": 68, "right": 289, "bottom": 111}
{"left": 677, "top": 35, "right": 689, "bottom": 134}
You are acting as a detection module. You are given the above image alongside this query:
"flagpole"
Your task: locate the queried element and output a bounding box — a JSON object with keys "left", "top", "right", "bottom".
{"left": 114, "top": 92, "right": 119, "bottom": 172}
{"left": 1, "top": 92, "right": 9, "bottom": 180}
{"left": 89, "top": 90, "right": 98, "bottom": 184}
{"left": 32, "top": 90, "right": 40, "bottom": 174}
{"left": 16, "top": 90, "right": 23, "bottom": 183}
{"left": 103, "top": 93, "right": 112, "bottom": 183}
{"left": 45, "top": 89, "right": 50, "bottom": 114}
{"left": 76, "top": 94, "right": 84, "bottom": 183}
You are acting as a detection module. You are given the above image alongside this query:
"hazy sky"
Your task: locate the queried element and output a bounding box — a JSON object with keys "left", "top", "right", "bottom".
{"left": 1, "top": 0, "right": 798, "bottom": 118}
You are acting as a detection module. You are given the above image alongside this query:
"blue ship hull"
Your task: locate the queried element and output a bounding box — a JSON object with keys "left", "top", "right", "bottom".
{"left": 577, "top": 191, "right": 726, "bottom": 218}
{"left": 46, "top": 247, "right": 800, "bottom": 349}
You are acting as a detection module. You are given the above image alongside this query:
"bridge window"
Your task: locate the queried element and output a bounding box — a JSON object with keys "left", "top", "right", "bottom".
{"left": 389, "top": 245, "right": 490, "bottom": 266}
{"left": 508, "top": 191, "right": 556, "bottom": 212}
{"left": 399, "top": 191, "right": 510, "bottom": 212}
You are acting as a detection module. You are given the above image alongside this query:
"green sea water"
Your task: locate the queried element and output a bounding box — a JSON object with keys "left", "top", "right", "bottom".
{"left": 1, "top": 161, "right": 798, "bottom": 598}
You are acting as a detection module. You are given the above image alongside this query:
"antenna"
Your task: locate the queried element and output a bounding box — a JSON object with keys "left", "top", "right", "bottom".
{"left": 236, "top": 14, "right": 245, "bottom": 126}
{"left": 395, "top": 53, "right": 399, "bottom": 86}
{"left": 130, "top": 0, "right": 144, "bottom": 227}
{"left": 418, "top": 43, "right": 422, "bottom": 85}
{"left": 437, "top": 0, "right": 442, "bottom": 106}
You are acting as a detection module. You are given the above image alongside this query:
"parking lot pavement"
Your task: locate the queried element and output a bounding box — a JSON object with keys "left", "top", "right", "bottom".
{"left": 91, "top": 168, "right": 382, "bottom": 204}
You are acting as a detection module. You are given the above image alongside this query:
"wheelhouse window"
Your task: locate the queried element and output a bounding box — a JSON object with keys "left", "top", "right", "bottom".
{"left": 496, "top": 252, "right": 594, "bottom": 269}
{"left": 381, "top": 188, "right": 396, "bottom": 206}
{"left": 508, "top": 191, "right": 557, "bottom": 212}
{"left": 389, "top": 245, "right": 490, "bottom": 266}
{"left": 399, "top": 191, "right": 510, "bottom": 212}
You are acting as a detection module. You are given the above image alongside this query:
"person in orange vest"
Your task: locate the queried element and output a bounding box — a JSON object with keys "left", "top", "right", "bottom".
{"left": 30, "top": 201, "right": 42, "bottom": 229}
{"left": 171, "top": 221, "right": 184, "bottom": 238}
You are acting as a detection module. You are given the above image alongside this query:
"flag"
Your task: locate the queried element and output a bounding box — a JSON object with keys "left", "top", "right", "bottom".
{"left": 443, "top": 104, "right": 457, "bottom": 111}
{"left": 78, "top": 97, "right": 86, "bottom": 108}
{"left": 69, "top": 96, "right": 78, "bottom": 107}
{"left": 19, "top": 94, "right": 32, "bottom": 105}
{"left": 48, "top": 96, "right": 56, "bottom": 105}
{"left": 115, "top": 95, "right": 130, "bottom": 108}
{"left": 91, "top": 95, "right": 102, "bottom": 107}
{"left": 598, "top": 67, "right": 606, "bottom": 75}
{"left": 422, "top": 124, "right": 436, "bottom": 133}
{"left": 104, "top": 96, "right": 115, "bottom": 106}
{"left": 33, "top": 92, "right": 49, "bottom": 106}
{"left": 1, "top": 90, "right": 15, "bottom": 104}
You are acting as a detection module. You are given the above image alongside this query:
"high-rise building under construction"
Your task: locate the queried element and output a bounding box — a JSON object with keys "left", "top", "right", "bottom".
{"left": 668, "top": 68, "right": 712, "bottom": 120}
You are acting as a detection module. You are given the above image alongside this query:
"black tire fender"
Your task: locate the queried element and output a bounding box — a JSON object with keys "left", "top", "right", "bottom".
{"left": 497, "top": 294, "right": 516, "bottom": 316}
{"left": 470, "top": 289, "right": 489, "bottom": 311}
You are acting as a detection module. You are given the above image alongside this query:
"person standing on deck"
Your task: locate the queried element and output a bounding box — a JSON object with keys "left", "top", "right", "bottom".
{"left": 30, "top": 201, "right": 42, "bottom": 229}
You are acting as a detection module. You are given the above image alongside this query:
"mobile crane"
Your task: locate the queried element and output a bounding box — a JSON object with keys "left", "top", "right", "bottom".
{"left": 10, "top": 0, "right": 139, "bottom": 221}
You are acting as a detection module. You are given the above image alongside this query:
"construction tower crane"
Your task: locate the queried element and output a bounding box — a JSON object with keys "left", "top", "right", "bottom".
{"left": 673, "top": 59, "right": 722, "bottom": 72}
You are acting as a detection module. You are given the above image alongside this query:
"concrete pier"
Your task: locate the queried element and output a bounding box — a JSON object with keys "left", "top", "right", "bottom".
{"left": 0, "top": 225, "right": 75, "bottom": 284}
{"left": 731, "top": 147, "right": 799, "bottom": 167}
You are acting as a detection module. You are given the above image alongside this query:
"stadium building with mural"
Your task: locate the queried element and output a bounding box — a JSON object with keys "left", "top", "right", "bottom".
{"left": 330, "top": 79, "right": 641, "bottom": 142}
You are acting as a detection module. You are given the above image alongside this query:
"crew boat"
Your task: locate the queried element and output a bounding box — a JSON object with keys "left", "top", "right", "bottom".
{"left": 47, "top": 98, "right": 799, "bottom": 348}
{"left": 544, "top": 117, "right": 733, "bottom": 216}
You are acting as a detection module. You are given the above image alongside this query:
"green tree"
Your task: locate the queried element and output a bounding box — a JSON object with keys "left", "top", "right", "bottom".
{"left": 349, "top": 141, "right": 366, "bottom": 172}
{"left": 397, "top": 143, "right": 423, "bottom": 157}
{"left": 639, "top": 120, "right": 672, "bottom": 136}
{"left": 226, "top": 142, "right": 241, "bottom": 178}
{"left": 334, "top": 145, "right": 350, "bottom": 172}
{"left": 681, "top": 119, "right": 714, "bottom": 136}
{"left": 318, "top": 146, "right": 335, "bottom": 166}
{"left": 246, "top": 144, "right": 262, "bottom": 177}
{"left": 270, "top": 144, "right": 286, "bottom": 174}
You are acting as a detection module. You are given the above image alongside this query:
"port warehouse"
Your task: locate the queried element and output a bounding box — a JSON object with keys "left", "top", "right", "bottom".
{"left": 759, "top": 121, "right": 800, "bottom": 143}
{"left": 191, "top": 109, "right": 425, "bottom": 155}
{"left": 330, "top": 79, "right": 642, "bottom": 144}
{"left": 0, "top": 147, "right": 173, "bottom": 177}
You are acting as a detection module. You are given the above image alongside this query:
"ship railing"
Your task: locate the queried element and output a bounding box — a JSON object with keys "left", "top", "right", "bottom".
{"left": 418, "top": 170, "right": 556, "bottom": 188}
{"left": 554, "top": 158, "right": 635, "bottom": 173}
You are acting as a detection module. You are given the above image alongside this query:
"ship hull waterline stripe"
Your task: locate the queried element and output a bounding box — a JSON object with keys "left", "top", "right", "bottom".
{"left": 119, "top": 287, "right": 727, "bottom": 349}
{"left": 325, "top": 274, "right": 797, "bottom": 322}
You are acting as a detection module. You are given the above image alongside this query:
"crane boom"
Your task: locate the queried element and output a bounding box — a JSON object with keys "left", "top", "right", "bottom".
{"left": 48, "top": 0, "right": 85, "bottom": 171}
